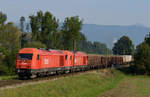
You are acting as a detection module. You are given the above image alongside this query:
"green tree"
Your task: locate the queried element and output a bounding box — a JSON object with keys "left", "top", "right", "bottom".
{"left": 26, "top": 23, "right": 30, "bottom": 32}
{"left": 21, "top": 32, "right": 32, "bottom": 48}
{"left": 0, "top": 12, "right": 7, "bottom": 25}
{"left": 0, "top": 47, "right": 9, "bottom": 74}
{"left": 0, "top": 22, "right": 21, "bottom": 74}
{"left": 20, "top": 16, "right": 25, "bottom": 32}
{"left": 112, "top": 36, "right": 134, "bottom": 55}
{"left": 93, "top": 42, "right": 112, "bottom": 54}
{"left": 29, "top": 14, "right": 40, "bottom": 41}
{"left": 78, "top": 33, "right": 112, "bottom": 54}
{"left": 144, "top": 32, "right": 150, "bottom": 46}
{"left": 134, "top": 42, "right": 150, "bottom": 74}
{"left": 41, "top": 11, "right": 59, "bottom": 48}
{"left": 0, "top": 22, "right": 21, "bottom": 51}
{"left": 29, "top": 11, "right": 59, "bottom": 48}
{"left": 78, "top": 39, "right": 112, "bottom": 54}
{"left": 61, "top": 16, "right": 82, "bottom": 50}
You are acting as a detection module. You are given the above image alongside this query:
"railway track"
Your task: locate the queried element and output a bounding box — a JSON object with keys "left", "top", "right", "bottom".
{"left": 0, "top": 70, "right": 93, "bottom": 90}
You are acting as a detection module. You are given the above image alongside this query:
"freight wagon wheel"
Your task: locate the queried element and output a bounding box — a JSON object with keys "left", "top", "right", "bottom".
{"left": 18, "top": 75, "right": 25, "bottom": 80}
{"left": 30, "top": 74, "right": 37, "bottom": 79}
{"left": 37, "top": 73, "right": 41, "bottom": 77}
{"left": 56, "top": 71, "right": 61, "bottom": 75}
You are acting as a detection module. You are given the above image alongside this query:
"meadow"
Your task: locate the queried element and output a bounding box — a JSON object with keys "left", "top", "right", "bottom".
{"left": 0, "top": 69, "right": 150, "bottom": 97}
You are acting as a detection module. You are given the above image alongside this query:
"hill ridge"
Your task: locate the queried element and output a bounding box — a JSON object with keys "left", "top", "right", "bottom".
{"left": 82, "top": 24, "right": 150, "bottom": 48}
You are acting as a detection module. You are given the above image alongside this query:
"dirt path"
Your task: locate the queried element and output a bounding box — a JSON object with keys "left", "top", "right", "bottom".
{"left": 99, "top": 76, "right": 150, "bottom": 97}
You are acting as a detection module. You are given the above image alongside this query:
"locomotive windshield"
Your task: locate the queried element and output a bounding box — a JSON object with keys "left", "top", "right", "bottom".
{"left": 18, "top": 54, "right": 33, "bottom": 60}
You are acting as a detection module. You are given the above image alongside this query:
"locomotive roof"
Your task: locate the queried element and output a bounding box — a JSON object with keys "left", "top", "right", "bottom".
{"left": 19, "top": 48, "right": 63, "bottom": 55}
{"left": 18, "top": 48, "right": 87, "bottom": 56}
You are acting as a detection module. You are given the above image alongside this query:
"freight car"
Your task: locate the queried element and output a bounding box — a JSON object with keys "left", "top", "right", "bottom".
{"left": 87, "top": 54, "right": 133, "bottom": 69}
{"left": 16, "top": 48, "right": 88, "bottom": 78}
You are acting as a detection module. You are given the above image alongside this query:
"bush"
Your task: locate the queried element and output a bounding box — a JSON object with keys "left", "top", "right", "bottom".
{"left": 134, "top": 42, "right": 150, "bottom": 74}
{"left": 0, "top": 48, "right": 15, "bottom": 75}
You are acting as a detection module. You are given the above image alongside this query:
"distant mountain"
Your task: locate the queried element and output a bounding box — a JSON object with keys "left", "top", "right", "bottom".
{"left": 82, "top": 24, "right": 150, "bottom": 48}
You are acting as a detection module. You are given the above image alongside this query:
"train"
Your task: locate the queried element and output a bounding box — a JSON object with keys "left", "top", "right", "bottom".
{"left": 16, "top": 48, "right": 132, "bottom": 79}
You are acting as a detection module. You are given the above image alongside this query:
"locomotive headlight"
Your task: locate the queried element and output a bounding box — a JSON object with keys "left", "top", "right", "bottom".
{"left": 18, "top": 69, "right": 20, "bottom": 72}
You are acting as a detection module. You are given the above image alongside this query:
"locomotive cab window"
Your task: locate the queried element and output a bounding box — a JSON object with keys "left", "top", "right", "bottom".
{"left": 65, "top": 55, "right": 68, "bottom": 60}
{"left": 37, "top": 54, "right": 39, "bottom": 60}
{"left": 18, "top": 53, "right": 33, "bottom": 60}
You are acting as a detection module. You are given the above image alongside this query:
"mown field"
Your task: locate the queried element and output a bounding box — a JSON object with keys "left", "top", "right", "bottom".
{"left": 0, "top": 69, "right": 150, "bottom": 97}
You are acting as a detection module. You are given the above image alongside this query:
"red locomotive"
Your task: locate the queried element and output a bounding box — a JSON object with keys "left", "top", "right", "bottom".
{"left": 16, "top": 48, "right": 88, "bottom": 78}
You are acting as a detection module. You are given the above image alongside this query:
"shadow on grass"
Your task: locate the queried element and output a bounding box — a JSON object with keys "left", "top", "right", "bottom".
{"left": 117, "top": 65, "right": 136, "bottom": 76}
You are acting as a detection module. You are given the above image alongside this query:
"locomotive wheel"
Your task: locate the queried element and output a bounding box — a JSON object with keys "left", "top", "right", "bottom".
{"left": 64, "top": 70, "right": 70, "bottom": 74}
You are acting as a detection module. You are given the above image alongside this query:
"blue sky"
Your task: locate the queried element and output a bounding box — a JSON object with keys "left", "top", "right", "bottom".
{"left": 0, "top": 0, "right": 150, "bottom": 26}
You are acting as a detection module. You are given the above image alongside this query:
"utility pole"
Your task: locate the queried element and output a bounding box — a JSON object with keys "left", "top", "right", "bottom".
{"left": 73, "top": 40, "right": 76, "bottom": 74}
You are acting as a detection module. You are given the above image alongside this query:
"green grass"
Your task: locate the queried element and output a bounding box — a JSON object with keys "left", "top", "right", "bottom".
{"left": 0, "top": 75, "right": 17, "bottom": 80}
{"left": 128, "top": 76, "right": 150, "bottom": 97}
{"left": 99, "top": 74, "right": 150, "bottom": 97}
{"left": 0, "top": 69, "right": 124, "bottom": 97}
